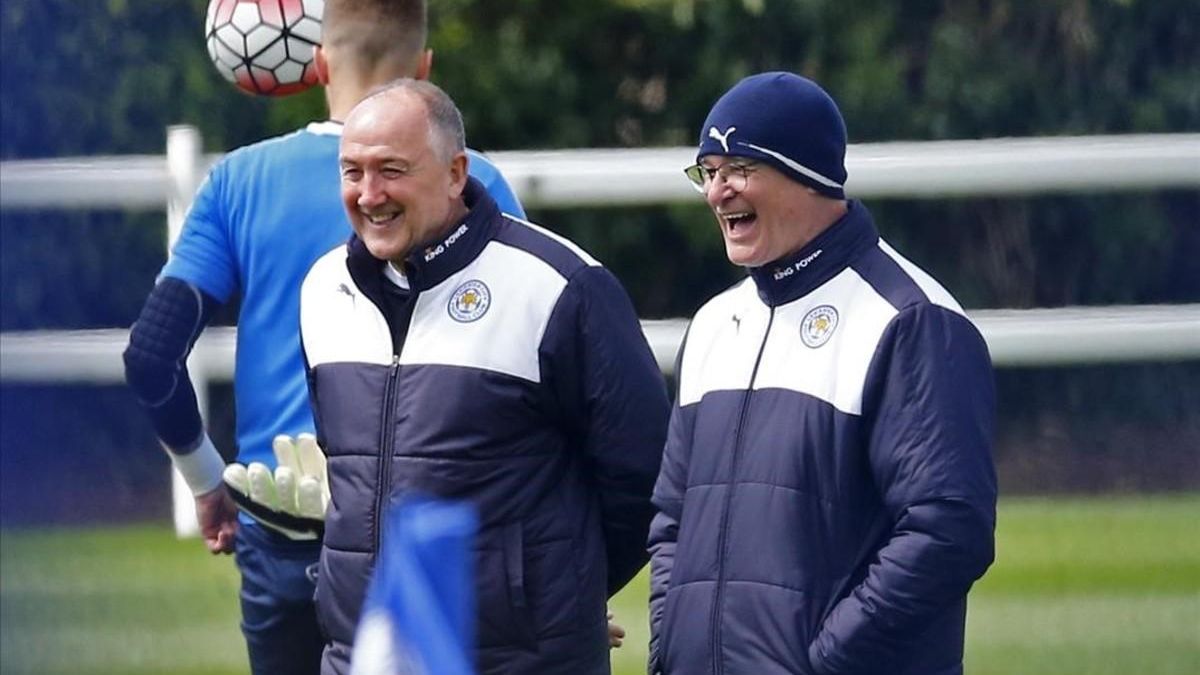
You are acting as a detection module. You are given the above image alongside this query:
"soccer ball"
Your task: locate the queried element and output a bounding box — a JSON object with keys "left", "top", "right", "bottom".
{"left": 205, "top": 0, "right": 325, "bottom": 97}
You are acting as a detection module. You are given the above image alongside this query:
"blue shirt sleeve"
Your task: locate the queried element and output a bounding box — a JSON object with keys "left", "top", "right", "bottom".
{"left": 160, "top": 163, "right": 240, "bottom": 303}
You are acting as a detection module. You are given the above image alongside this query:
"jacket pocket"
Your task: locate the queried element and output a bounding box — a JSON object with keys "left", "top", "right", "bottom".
{"left": 502, "top": 522, "right": 530, "bottom": 624}
{"left": 476, "top": 522, "right": 536, "bottom": 649}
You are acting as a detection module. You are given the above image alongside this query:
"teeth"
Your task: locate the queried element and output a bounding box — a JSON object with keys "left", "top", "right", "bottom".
{"left": 722, "top": 212, "right": 753, "bottom": 225}
{"left": 367, "top": 213, "right": 395, "bottom": 224}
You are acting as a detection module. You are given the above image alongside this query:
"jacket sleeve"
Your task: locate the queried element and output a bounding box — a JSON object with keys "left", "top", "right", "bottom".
{"left": 646, "top": 326, "right": 692, "bottom": 675}
{"left": 809, "top": 303, "right": 998, "bottom": 675}
{"left": 543, "top": 265, "right": 670, "bottom": 596}
{"left": 646, "top": 404, "right": 696, "bottom": 672}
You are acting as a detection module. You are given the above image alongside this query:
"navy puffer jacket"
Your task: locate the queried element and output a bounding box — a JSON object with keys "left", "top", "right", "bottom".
{"left": 648, "top": 202, "right": 997, "bottom": 675}
{"left": 301, "top": 181, "right": 669, "bottom": 674}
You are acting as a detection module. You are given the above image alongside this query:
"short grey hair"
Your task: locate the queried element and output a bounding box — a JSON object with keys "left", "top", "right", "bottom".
{"left": 362, "top": 78, "right": 465, "bottom": 162}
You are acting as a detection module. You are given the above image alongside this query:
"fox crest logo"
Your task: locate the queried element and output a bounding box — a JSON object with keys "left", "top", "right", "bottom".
{"left": 448, "top": 280, "right": 491, "bottom": 323}
{"left": 708, "top": 126, "right": 736, "bottom": 153}
{"left": 801, "top": 305, "right": 839, "bottom": 348}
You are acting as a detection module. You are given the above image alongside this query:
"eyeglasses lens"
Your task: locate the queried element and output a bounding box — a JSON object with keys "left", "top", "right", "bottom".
{"left": 684, "top": 163, "right": 752, "bottom": 194}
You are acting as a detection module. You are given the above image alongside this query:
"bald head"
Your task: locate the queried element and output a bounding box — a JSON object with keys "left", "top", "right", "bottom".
{"left": 353, "top": 79, "right": 465, "bottom": 162}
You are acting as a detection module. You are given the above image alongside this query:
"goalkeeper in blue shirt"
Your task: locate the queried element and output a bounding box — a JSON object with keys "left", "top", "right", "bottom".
{"left": 122, "top": 2, "right": 523, "bottom": 673}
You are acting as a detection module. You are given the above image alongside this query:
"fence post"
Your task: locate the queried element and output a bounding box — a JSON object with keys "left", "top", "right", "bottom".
{"left": 166, "top": 125, "right": 206, "bottom": 538}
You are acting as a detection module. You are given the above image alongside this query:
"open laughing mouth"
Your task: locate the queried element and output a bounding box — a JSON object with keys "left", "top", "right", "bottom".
{"left": 721, "top": 210, "right": 756, "bottom": 236}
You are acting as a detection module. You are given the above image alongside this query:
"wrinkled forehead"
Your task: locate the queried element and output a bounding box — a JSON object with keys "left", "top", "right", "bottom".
{"left": 338, "top": 138, "right": 424, "bottom": 168}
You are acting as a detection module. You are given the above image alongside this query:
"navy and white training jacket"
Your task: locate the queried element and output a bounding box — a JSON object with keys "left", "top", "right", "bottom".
{"left": 647, "top": 201, "right": 997, "bottom": 675}
{"left": 300, "top": 179, "right": 669, "bottom": 675}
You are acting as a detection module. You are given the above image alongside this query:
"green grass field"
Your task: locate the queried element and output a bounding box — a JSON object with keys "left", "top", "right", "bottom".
{"left": 3, "top": 494, "right": 1197, "bottom": 675}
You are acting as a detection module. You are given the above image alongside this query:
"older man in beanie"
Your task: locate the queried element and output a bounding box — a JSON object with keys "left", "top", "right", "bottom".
{"left": 646, "top": 72, "right": 997, "bottom": 675}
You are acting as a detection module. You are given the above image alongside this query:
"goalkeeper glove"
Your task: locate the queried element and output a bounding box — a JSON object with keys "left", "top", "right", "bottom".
{"left": 223, "top": 433, "right": 329, "bottom": 540}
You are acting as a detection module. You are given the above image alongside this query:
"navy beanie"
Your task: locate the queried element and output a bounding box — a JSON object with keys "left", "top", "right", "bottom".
{"left": 697, "top": 71, "right": 847, "bottom": 199}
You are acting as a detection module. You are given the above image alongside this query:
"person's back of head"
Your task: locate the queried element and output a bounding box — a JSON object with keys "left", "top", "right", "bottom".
{"left": 319, "top": 0, "right": 431, "bottom": 115}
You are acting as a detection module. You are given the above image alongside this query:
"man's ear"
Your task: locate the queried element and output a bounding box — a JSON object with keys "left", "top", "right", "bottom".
{"left": 313, "top": 45, "right": 331, "bottom": 85}
{"left": 414, "top": 49, "right": 433, "bottom": 81}
{"left": 449, "top": 151, "right": 469, "bottom": 196}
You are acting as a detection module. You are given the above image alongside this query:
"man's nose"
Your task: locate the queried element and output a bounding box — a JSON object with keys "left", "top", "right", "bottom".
{"left": 357, "top": 174, "right": 386, "bottom": 207}
{"left": 705, "top": 175, "right": 735, "bottom": 205}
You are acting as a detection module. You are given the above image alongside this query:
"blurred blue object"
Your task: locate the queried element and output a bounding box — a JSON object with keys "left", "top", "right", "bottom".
{"left": 350, "top": 494, "right": 478, "bottom": 675}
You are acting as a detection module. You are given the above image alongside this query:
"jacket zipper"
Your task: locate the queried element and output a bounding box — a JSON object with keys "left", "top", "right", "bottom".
{"left": 373, "top": 354, "right": 401, "bottom": 556}
{"left": 709, "top": 307, "right": 774, "bottom": 675}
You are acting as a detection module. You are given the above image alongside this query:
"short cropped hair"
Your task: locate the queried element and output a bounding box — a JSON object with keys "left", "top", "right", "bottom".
{"left": 322, "top": 0, "right": 427, "bottom": 74}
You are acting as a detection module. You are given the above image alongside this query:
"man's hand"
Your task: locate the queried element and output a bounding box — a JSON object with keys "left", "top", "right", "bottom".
{"left": 607, "top": 611, "right": 626, "bottom": 648}
{"left": 223, "top": 433, "right": 329, "bottom": 540}
{"left": 195, "top": 487, "right": 238, "bottom": 554}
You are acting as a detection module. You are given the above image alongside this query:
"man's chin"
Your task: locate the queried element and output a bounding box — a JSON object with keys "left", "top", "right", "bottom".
{"left": 363, "top": 237, "right": 408, "bottom": 264}
{"left": 724, "top": 243, "right": 761, "bottom": 268}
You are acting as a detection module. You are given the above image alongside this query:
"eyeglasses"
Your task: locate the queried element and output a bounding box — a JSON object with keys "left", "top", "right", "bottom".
{"left": 683, "top": 161, "right": 760, "bottom": 194}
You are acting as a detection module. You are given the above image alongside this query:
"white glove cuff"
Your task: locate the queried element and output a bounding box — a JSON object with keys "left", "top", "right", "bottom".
{"left": 163, "top": 433, "right": 226, "bottom": 496}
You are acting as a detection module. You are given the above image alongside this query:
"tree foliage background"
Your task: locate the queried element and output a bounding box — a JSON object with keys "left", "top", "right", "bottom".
{"left": 1, "top": 0, "right": 1197, "bottom": 523}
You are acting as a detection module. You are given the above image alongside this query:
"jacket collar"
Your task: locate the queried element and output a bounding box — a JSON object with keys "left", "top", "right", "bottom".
{"left": 747, "top": 200, "right": 879, "bottom": 307}
{"left": 346, "top": 177, "right": 500, "bottom": 294}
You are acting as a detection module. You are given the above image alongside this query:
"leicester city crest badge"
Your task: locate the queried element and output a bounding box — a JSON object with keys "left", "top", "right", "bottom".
{"left": 800, "top": 305, "right": 838, "bottom": 348}
{"left": 448, "top": 279, "right": 491, "bottom": 323}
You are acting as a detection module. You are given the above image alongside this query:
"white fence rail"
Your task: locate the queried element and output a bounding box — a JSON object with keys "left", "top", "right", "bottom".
{"left": 4, "top": 305, "right": 1200, "bottom": 387}
{"left": 3, "top": 129, "right": 1198, "bottom": 535}
{"left": 3, "top": 133, "right": 1199, "bottom": 209}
